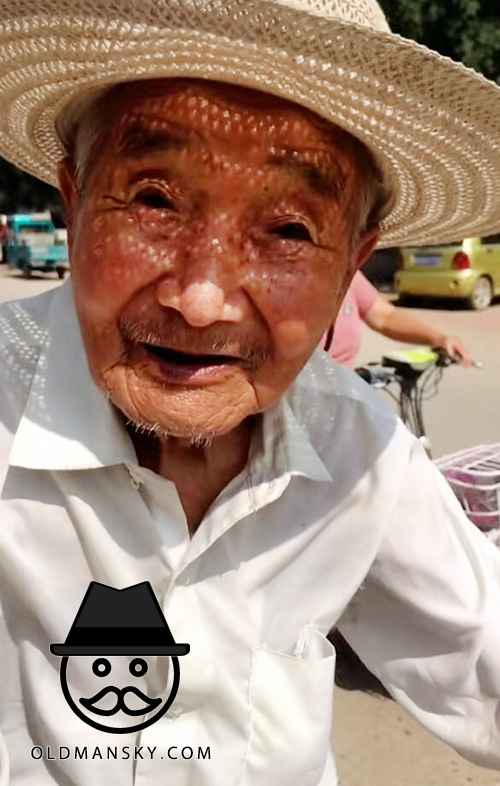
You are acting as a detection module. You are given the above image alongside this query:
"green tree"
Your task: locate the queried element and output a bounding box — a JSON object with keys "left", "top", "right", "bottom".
{"left": 0, "top": 160, "right": 63, "bottom": 221}
{"left": 380, "top": 0, "right": 500, "bottom": 83}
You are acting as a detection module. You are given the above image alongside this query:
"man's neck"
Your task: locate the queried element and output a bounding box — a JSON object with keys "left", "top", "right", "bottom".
{"left": 127, "top": 417, "right": 256, "bottom": 535}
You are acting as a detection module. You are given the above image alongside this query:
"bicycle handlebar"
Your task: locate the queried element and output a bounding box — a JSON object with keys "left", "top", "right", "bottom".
{"left": 355, "top": 366, "right": 396, "bottom": 387}
{"left": 355, "top": 347, "right": 481, "bottom": 455}
{"left": 431, "top": 347, "right": 482, "bottom": 369}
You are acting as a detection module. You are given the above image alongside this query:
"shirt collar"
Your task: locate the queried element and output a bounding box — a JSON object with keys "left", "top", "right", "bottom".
{"left": 250, "top": 395, "right": 332, "bottom": 485}
{"left": 8, "top": 282, "right": 331, "bottom": 484}
{"left": 8, "top": 282, "right": 136, "bottom": 470}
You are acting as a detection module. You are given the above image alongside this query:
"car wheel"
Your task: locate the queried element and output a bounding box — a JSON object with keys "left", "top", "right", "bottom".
{"left": 56, "top": 267, "right": 66, "bottom": 280}
{"left": 22, "top": 262, "right": 32, "bottom": 278}
{"left": 467, "top": 276, "right": 492, "bottom": 310}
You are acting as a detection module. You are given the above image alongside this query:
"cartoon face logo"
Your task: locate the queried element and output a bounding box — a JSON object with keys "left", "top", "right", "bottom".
{"left": 51, "top": 582, "right": 189, "bottom": 733}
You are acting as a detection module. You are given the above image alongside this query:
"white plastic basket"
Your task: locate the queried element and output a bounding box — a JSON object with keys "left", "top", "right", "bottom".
{"left": 435, "top": 443, "right": 500, "bottom": 531}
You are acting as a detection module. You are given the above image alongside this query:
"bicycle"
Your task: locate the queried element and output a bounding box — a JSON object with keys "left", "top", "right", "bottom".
{"left": 355, "top": 346, "right": 464, "bottom": 457}
{"left": 355, "top": 347, "right": 500, "bottom": 535}
{"left": 331, "top": 348, "right": 500, "bottom": 695}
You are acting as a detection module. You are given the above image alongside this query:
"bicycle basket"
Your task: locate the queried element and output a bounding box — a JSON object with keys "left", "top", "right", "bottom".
{"left": 435, "top": 443, "right": 500, "bottom": 531}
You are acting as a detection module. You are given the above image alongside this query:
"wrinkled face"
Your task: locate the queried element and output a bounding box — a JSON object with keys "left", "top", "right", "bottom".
{"left": 60, "top": 79, "right": 377, "bottom": 440}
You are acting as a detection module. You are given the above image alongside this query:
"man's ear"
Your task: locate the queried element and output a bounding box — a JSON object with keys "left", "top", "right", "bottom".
{"left": 352, "top": 228, "right": 380, "bottom": 272}
{"left": 57, "top": 157, "right": 78, "bottom": 250}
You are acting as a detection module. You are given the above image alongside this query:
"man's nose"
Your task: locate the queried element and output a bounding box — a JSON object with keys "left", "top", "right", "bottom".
{"left": 156, "top": 229, "right": 251, "bottom": 327}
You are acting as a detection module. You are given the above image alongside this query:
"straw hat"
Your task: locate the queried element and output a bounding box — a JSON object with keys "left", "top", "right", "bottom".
{"left": 0, "top": 0, "right": 499, "bottom": 246}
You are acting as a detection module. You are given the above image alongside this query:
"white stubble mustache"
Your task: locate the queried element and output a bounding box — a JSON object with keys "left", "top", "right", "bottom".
{"left": 119, "top": 316, "right": 271, "bottom": 371}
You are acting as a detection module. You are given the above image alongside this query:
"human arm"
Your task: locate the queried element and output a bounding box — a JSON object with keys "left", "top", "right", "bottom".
{"left": 363, "top": 296, "right": 473, "bottom": 366}
{"left": 338, "top": 443, "right": 500, "bottom": 768}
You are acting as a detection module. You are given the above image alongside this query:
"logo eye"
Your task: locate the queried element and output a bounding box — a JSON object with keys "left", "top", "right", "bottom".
{"left": 135, "top": 187, "right": 175, "bottom": 211}
{"left": 129, "top": 658, "right": 148, "bottom": 677}
{"left": 92, "top": 658, "right": 111, "bottom": 677}
{"left": 271, "top": 222, "right": 313, "bottom": 242}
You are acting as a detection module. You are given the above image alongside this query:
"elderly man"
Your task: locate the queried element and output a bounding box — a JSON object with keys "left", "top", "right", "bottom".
{"left": 1, "top": 1, "right": 500, "bottom": 784}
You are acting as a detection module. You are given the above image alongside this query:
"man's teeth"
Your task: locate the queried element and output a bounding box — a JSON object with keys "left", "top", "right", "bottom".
{"left": 143, "top": 344, "right": 238, "bottom": 365}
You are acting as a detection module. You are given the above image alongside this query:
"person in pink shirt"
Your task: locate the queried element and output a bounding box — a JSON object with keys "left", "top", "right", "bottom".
{"left": 323, "top": 271, "right": 472, "bottom": 368}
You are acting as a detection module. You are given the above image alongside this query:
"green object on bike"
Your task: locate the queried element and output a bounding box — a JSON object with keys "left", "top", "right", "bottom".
{"left": 383, "top": 348, "right": 438, "bottom": 371}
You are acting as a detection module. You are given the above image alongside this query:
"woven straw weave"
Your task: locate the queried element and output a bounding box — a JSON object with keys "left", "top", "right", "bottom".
{"left": 0, "top": 0, "right": 499, "bottom": 246}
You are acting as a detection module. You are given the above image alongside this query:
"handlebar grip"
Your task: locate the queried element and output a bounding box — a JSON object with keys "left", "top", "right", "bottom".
{"left": 355, "top": 367, "right": 373, "bottom": 384}
{"left": 431, "top": 347, "right": 456, "bottom": 367}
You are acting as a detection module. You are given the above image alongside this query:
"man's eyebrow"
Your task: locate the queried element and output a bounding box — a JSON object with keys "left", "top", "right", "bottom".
{"left": 118, "top": 122, "right": 192, "bottom": 158}
{"left": 268, "top": 151, "right": 347, "bottom": 201}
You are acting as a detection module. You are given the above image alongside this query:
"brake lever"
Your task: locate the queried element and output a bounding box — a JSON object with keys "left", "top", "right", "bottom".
{"left": 431, "top": 347, "right": 482, "bottom": 370}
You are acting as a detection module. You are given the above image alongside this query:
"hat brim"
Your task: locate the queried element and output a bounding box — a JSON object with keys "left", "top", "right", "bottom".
{"left": 50, "top": 644, "right": 190, "bottom": 656}
{"left": 0, "top": 0, "right": 499, "bottom": 246}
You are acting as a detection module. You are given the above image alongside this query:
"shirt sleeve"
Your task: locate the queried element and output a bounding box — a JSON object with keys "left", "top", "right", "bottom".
{"left": 352, "top": 271, "right": 379, "bottom": 319}
{"left": 337, "top": 441, "right": 500, "bottom": 770}
{"left": 0, "top": 728, "right": 9, "bottom": 785}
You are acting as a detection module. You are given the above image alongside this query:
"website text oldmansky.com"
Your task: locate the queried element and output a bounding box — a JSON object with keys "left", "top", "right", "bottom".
{"left": 31, "top": 745, "right": 211, "bottom": 761}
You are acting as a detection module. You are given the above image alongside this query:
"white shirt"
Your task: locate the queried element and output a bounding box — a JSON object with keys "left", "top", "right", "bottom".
{"left": 1, "top": 282, "right": 500, "bottom": 786}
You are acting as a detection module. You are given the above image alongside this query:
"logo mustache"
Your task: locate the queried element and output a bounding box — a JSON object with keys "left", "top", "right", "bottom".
{"left": 80, "top": 685, "right": 162, "bottom": 717}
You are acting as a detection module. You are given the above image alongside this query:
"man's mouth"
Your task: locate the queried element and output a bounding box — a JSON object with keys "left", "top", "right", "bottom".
{"left": 142, "top": 343, "right": 242, "bottom": 367}
{"left": 135, "top": 341, "right": 245, "bottom": 384}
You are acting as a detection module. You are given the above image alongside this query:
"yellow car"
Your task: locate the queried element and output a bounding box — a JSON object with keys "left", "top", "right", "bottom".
{"left": 394, "top": 235, "right": 500, "bottom": 309}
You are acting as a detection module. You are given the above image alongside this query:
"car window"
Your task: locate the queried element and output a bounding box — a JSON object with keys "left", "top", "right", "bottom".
{"left": 431, "top": 242, "right": 462, "bottom": 247}
{"left": 481, "top": 234, "right": 500, "bottom": 245}
{"left": 17, "top": 223, "right": 53, "bottom": 235}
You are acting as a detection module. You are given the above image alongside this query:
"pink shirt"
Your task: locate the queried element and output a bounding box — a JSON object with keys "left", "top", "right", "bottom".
{"left": 323, "top": 271, "right": 378, "bottom": 368}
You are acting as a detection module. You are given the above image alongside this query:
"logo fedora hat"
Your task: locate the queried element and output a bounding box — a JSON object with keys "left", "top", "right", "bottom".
{"left": 50, "top": 582, "right": 190, "bottom": 656}
{"left": 0, "top": 0, "right": 499, "bottom": 246}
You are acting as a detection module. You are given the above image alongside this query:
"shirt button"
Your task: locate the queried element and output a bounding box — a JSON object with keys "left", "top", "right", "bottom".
{"left": 126, "top": 466, "right": 142, "bottom": 489}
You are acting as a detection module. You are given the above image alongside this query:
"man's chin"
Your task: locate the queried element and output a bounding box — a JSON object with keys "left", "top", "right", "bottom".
{"left": 123, "top": 412, "right": 219, "bottom": 445}
{"left": 106, "top": 376, "right": 255, "bottom": 443}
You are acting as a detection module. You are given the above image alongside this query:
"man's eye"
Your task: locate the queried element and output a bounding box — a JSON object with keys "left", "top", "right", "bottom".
{"left": 134, "top": 187, "right": 175, "bottom": 211}
{"left": 271, "top": 222, "right": 313, "bottom": 242}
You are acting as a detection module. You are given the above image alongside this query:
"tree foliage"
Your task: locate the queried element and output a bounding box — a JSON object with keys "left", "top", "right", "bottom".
{"left": 1, "top": 1, "right": 500, "bottom": 215}
{"left": 0, "top": 163, "right": 63, "bottom": 221}
{"left": 380, "top": 0, "right": 500, "bottom": 83}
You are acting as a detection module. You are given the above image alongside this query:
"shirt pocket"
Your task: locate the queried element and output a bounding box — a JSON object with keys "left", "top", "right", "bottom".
{"left": 242, "top": 626, "right": 336, "bottom": 786}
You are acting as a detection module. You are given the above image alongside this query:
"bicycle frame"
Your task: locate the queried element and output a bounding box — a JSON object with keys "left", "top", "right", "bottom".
{"left": 355, "top": 348, "right": 452, "bottom": 456}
